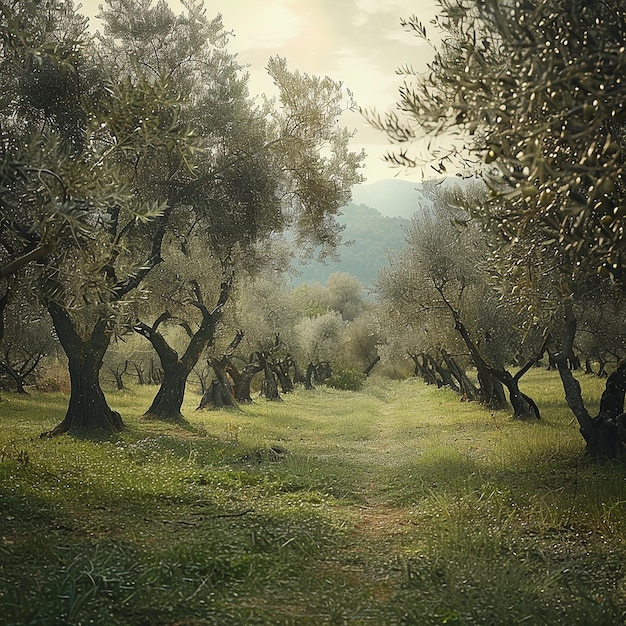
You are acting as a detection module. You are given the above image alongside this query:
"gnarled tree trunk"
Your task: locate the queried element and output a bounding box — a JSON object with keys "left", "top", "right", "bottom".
{"left": 136, "top": 278, "right": 232, "bottom": 422}
{"left": 43, "top": 301, "right": 123, "bottom": 436}
{"left": 429, "top": 353, "right": 459, "bottom": 391}
{"left": 476, "top": 364, "right": 508, "bottom": 410}
{"left": 197, "top": 357, "right": 238, "bottom": 410}
{"left": 437, "top": 285, "right": 544, "bottom": 417}
{"left": 435, "top": 286, "right": 508, "bottom": 411}
{"left": 556, "top": 304, "right": 626, "bottom": 459}
{"left": 409, "top": 352, "right": 439, "bottom": 386}
{"left": 273, "top": 360, "right": 294, "bottom": 394}
{"left": 441, "top": 349, "right": 480, "bottom": 401}
{"left": 259, "top": 352, "right": 281, "bottom": 401}
{"left": 230, "top": 359, "right": 263, "bottom": 402}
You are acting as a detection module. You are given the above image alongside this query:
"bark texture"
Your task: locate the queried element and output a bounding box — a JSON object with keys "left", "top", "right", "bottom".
{"left": 136, "top": 278, "right": 232, "bottom": 421}
{"left": 556, "top": 304, "right": 626, "bottom": 459}
{"left": 43, "top": 302, "right": 123, "bottom": 436}
{"left": 196, "top": 357, "right": 238, "bottom": 410}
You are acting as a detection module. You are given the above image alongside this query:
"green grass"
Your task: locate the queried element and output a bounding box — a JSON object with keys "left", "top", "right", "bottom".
{"left": 1, "top": 370, "right": 625, "bottom": 624}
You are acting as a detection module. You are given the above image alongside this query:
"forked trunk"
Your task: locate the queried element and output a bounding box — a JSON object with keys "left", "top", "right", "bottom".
{"left": 441, "top": 349, "right": 480, "bottom": 401}
{"left": 44, "top": 303, "right": 123, "bottom": 437}
{"left": 232, "top": 361, "right": 263, "bottom": 402}
{"left": 0, "top": 362, "right": 28, "bottom": 394}
{"left": 476, "top": 362, "right": 508, "bottom": 410}
{"left": 136, "top": 278, "right": 232, "bottom": 422}
{"left": 197, "top": 358, "right": 238, "bottom": 410}
{"left": 557, "top": 304, "right": 626, "bottom": 458}
{"left": 259, "top": 352, "right": 281, "bottom": 401}
{"left": 273, "top": 361, "right": 294, "bottom": 394}
{"left": 436, "top": 285, "right": 545, "bottom": 415}
{"left": 499, "top": 371, "right": 540, "bottom": 419}
{"left": 409, "top": 352, "right": 439, "bottom": 386}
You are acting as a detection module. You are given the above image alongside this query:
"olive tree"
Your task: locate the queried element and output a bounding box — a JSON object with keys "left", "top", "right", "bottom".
{"left": 369, "top": 0, "right": 626, "bottom": 454}
{"left": 96, "top": 1, "right": 364, "bottom": 422}
{"left": 0, "top": 0, "right": 182, "bottom": 435}
{"left": 377, "top": 182, "right": 551, "bottom": 417}
{"left": 294, "top": 311, "right": 346, "bottom": 384}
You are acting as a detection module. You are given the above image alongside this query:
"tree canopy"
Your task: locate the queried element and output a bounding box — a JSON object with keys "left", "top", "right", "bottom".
{"left": 367, "top": 0, "right": 626, "bottom": 286}
{"left": 0, "top": 0, "right": 364, "bottom": 434}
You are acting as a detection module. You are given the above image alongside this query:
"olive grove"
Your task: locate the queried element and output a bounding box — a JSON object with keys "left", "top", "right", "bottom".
{"left": 367, "top": 0, "right": 626, "bottom": 457}
{"left": 0, "top": 0, "right": 363, "bottom": 434}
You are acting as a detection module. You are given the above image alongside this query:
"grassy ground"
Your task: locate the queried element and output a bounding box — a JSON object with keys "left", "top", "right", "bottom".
{"left": 1, "top": 369, "right": 626, "bottom": 625}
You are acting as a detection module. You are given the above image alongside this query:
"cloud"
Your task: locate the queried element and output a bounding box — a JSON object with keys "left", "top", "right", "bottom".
{"left": 223, "top": 1, "right": 305, "bottom": 51}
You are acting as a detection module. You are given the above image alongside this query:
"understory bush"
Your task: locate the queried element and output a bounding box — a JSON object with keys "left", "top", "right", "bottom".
{"left": 324, "top": 368, "right": 366, "bottom": 391}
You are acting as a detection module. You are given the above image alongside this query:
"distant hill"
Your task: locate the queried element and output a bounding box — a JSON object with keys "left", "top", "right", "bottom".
{"left": 290, "top": 177, "right": 475, "bottom": 289}
{"left": 351, "top": 179, "right": 429, "bottom": 219}
{"left": 291, "top": 201, "right": 410, "bottom": 289}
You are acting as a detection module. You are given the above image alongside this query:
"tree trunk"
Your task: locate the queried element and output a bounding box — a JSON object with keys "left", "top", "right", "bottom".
{"left": 130, "top": 360, "right": 147, "bottom": 385}
{"left": 0, "top": 291, "right": 8, "bottom": 345}
{"left": 233, "top": 361, "right": 263, "bottom": 402}
{"left": 0, "top": 293, "right": 5, "bottom": 401}
{"left": 113, "top": 372, "right": 125, "bottom": 391}
{"left": 315, "top": 361, "right": 332, "bottom": 384}
{"left": 498, "top": 370, "right": 540, "bottom": 419}
{"left": 439, "top": 288, "right": 542, "bottom": 414}
{"left": 198, "top": 330, "right": 254, "bottom": 406}
{"left": 135, "top": 318, "right": 189, "bottom": 422}
{"left": 291, "top": 358, "right": 307, "bottom": 385}
{"left": 408, "top": 353, "right": 420, "bottom": 378}
{"left": 193, "top": 365, "right": 210, "bottom": 396}
{"left": 0, "top": 361, "right": 28, "bottom": 394}
{"left": 197, "top": 357, "right": 238, "bottom": 410}
{"left": 142, "top": 360, "right": 189, "bottom": 421}
{"left": 476, "top": 364, "right": 508, "bottom": 410}
{"left": 304, "top": 362, "right": 316, "bottom": 390}
{"left": 415, "top": 352, "right": 439, "bottom": 386}
{"left": 556, "top": 304, "right": 626, "bottom": 458}
{"left": 136, "top": 278, "right": 231, "bottom": 421}
{"left": 441, "top": 349, "right": 480, "bottom": 401}
{"left": 148, "top": 358, "right": 163, "bottom": 384}
{"left": 273, "top": 360, "right": 294, "bottom": 394}
{"left": 258, "top": 352, "right": 281, "bottom": 401}
{"left": 363, "top": 355, "right": 380, "bottom": 377}
{"left": 43, "top": 302, "right": 123, "bottom": 437}
{"left": 106, "top": 361, "right": 128, "bottom": 391}
{"left": 429, "top": 354, "right": 459, "bottom": 391}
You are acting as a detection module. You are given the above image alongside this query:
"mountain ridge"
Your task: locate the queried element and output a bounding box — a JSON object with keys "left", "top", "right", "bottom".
{"left": 291, "top": 177, "right": 472, "bottom": 288}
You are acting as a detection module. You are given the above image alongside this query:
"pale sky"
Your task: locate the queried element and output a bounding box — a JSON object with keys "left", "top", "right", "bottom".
{"left": 78, "top": 0, "right": 440, "bottom": 183}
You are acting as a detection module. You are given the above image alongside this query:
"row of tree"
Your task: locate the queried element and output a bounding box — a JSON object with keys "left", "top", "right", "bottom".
{"left": 366, "top": 0, "right": 626, "bottom": 458}
{"left": 0, "top": 0, "right": 364, "bottom": 434}
{"left": 3, "top": 0, "right": 626, "bottom": 461}
{"left": 0, "top": 265, "right": 380, "bottom": 398}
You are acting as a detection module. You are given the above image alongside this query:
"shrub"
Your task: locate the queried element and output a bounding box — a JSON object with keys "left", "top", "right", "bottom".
{"left": 33, "top": 358, "right": 70, "bottom": 393}
{"left": 324, "top": 368, "right": 366, "bottom": 391}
